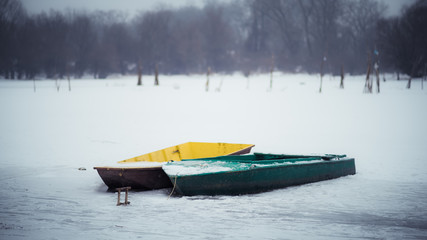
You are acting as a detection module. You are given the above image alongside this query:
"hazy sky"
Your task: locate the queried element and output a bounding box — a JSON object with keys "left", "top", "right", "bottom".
{"left": 21, "top": 0, "right": 415, "bottom": 17}
{"left": 21, "top": 0, "right": 210, "bottom": 17}
{"left": 380, "top": 0, "right": 417, "bottom": 16}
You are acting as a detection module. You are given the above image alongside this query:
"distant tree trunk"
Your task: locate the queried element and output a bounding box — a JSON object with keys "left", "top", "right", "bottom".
{"left": 206, "top": 67, "right": 211, "bottom": 92}
{"left": 407, "top": 56, "right": 423, "bottom": 89}
{"left": 270, "top": 54, "right": 274, "bottom": 90}
{"left": 67, "top": 62, "right": 71, "bottom": 91}
{"left": 246, "top": 72, "right": 250, "bottom": 90}
{"left": 55, "top": 77, "right": 61, "bottom": 91}
{"left": 364, "top": 53, "right": 372, "bottom": 93}
{"left": 340, "top": 64, "right": 344, "bottom": 89}
{"left": 154, "top": 63, "right": 159, "bottom": 86}
{"left": 423, "top": 63, "right": 426, "bottom": 90}
{"left": 137, "top": 60, "right": 142, "bottom": 86}
{"left": 374, "top": 63, "right": 380, "bottom": 93}
{"left": 67, "top": 77, "right": 71, "bottom": 91}
{"left": 374, "top": 48, "right": 380, "bottom": 93}
{"left": 216, "top": 77, "right": 223, "bottom": 92}
{"left": 320, "top": 56, "right": 326, "bottom": 93}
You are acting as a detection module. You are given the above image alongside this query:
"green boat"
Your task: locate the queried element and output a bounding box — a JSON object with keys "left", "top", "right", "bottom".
{"left": 162, "top": 153, "right": 356, "bottom": 196}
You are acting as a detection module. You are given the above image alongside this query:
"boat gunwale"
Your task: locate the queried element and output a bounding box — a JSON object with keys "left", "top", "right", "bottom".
{"left": 94, "top": 166, "right": 163, "bottom": 171}
{"left": 181, "top": 156, "right": 323, "bottom": 164}
{"left": 181, "top": 153, "right": 347, "bottom": 162}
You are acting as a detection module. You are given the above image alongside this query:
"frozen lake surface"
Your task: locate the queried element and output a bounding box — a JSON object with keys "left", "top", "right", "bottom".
{"left": 1, "top": 73, "right": 426, "bottom": 239}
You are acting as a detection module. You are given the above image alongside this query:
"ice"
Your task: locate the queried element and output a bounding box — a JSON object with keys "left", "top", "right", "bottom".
{"left": 1, "top": 73, "right": 427, "bottom": 239}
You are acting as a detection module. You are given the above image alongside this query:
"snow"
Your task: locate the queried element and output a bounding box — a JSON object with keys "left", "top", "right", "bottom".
{"left": 1, "top": 73, "right": 427, "bottom": 239}
{"left": 163, "top": 161, "right": 235, "bottom": 176}
{"left": 162, "top": 158, "right": 327, "bottom": 176}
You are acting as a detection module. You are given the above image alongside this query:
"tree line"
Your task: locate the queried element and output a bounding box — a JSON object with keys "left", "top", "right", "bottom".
{"left": 0, "top": 0, "right": 426, "bottom": 80}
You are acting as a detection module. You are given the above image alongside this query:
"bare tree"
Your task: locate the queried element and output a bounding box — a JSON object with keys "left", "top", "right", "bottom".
{"left": 201, "top": 3, "right": 235, "bottom": 72}
{"left": 16, "top": 17, "right": 40, "bottom": 80}
{"left": 135, "top": 9, "right": 172, "bottom": 75}
{"left": 169, "top": 7, "right": 204, "bottom": 73}
{"left": 0, "top": 0, "right": 26, "bottom": 79}
{"left": 341, "top": 0, "right": 386, "bottom": 74}
{"left": 137, "top": 59, "right": 142, "bottom": 86}
{"left": 243, "top": 0, "right": 272, "bottom": 73}
{"left": 68, "top": 12, "right": 97, "bottom": 78}
{"left": 255, "top": 0, "right": 302, "bottom": 69}
{"left": 3, "top": 0, "right": 423, "bottom": 80}
{"left": 297, "top": 0, "right": 314, "bottom": 58}
{"left": 364, "top": 52, "right": 373, "bottom": 93}
{"left": 36, "top": 11, "right": 70, "bottom": 79}
{"left": 154, "top": 63, "right": 159, "bottom": 85}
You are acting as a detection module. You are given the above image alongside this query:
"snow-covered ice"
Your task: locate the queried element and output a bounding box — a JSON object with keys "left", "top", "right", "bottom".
{"left": 1, "top": 73, "right": 426, "bottom": 239}
{"left": 162, "top": 158, "right": 327, "bottom": 176}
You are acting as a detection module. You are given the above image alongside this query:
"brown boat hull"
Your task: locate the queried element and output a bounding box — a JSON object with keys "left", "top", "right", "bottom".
{"left": 94, "top": 166, "right": 172, "bottom": 190}
{"left": 94, "top": 143, "right": 255, "bottom": 190}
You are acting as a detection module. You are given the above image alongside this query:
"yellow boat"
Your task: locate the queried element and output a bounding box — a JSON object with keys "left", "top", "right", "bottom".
{"left": 118, "top": 142, "right": 255, "bottom": 163}
{"left": 94, "top": 142, "right": 254, "bottom": 190}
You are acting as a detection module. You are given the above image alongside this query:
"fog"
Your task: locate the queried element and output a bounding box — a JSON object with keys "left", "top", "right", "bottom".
{"left": 20, "top": 0, "right": 207, "bottom": 17}
{"left": 20, "top": 0, "right": 413, "bottom": 17}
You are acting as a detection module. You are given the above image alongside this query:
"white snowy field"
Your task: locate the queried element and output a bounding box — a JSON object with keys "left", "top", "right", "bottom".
{"left": 0, "top": 73, "right": 426, "bottom": 239}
